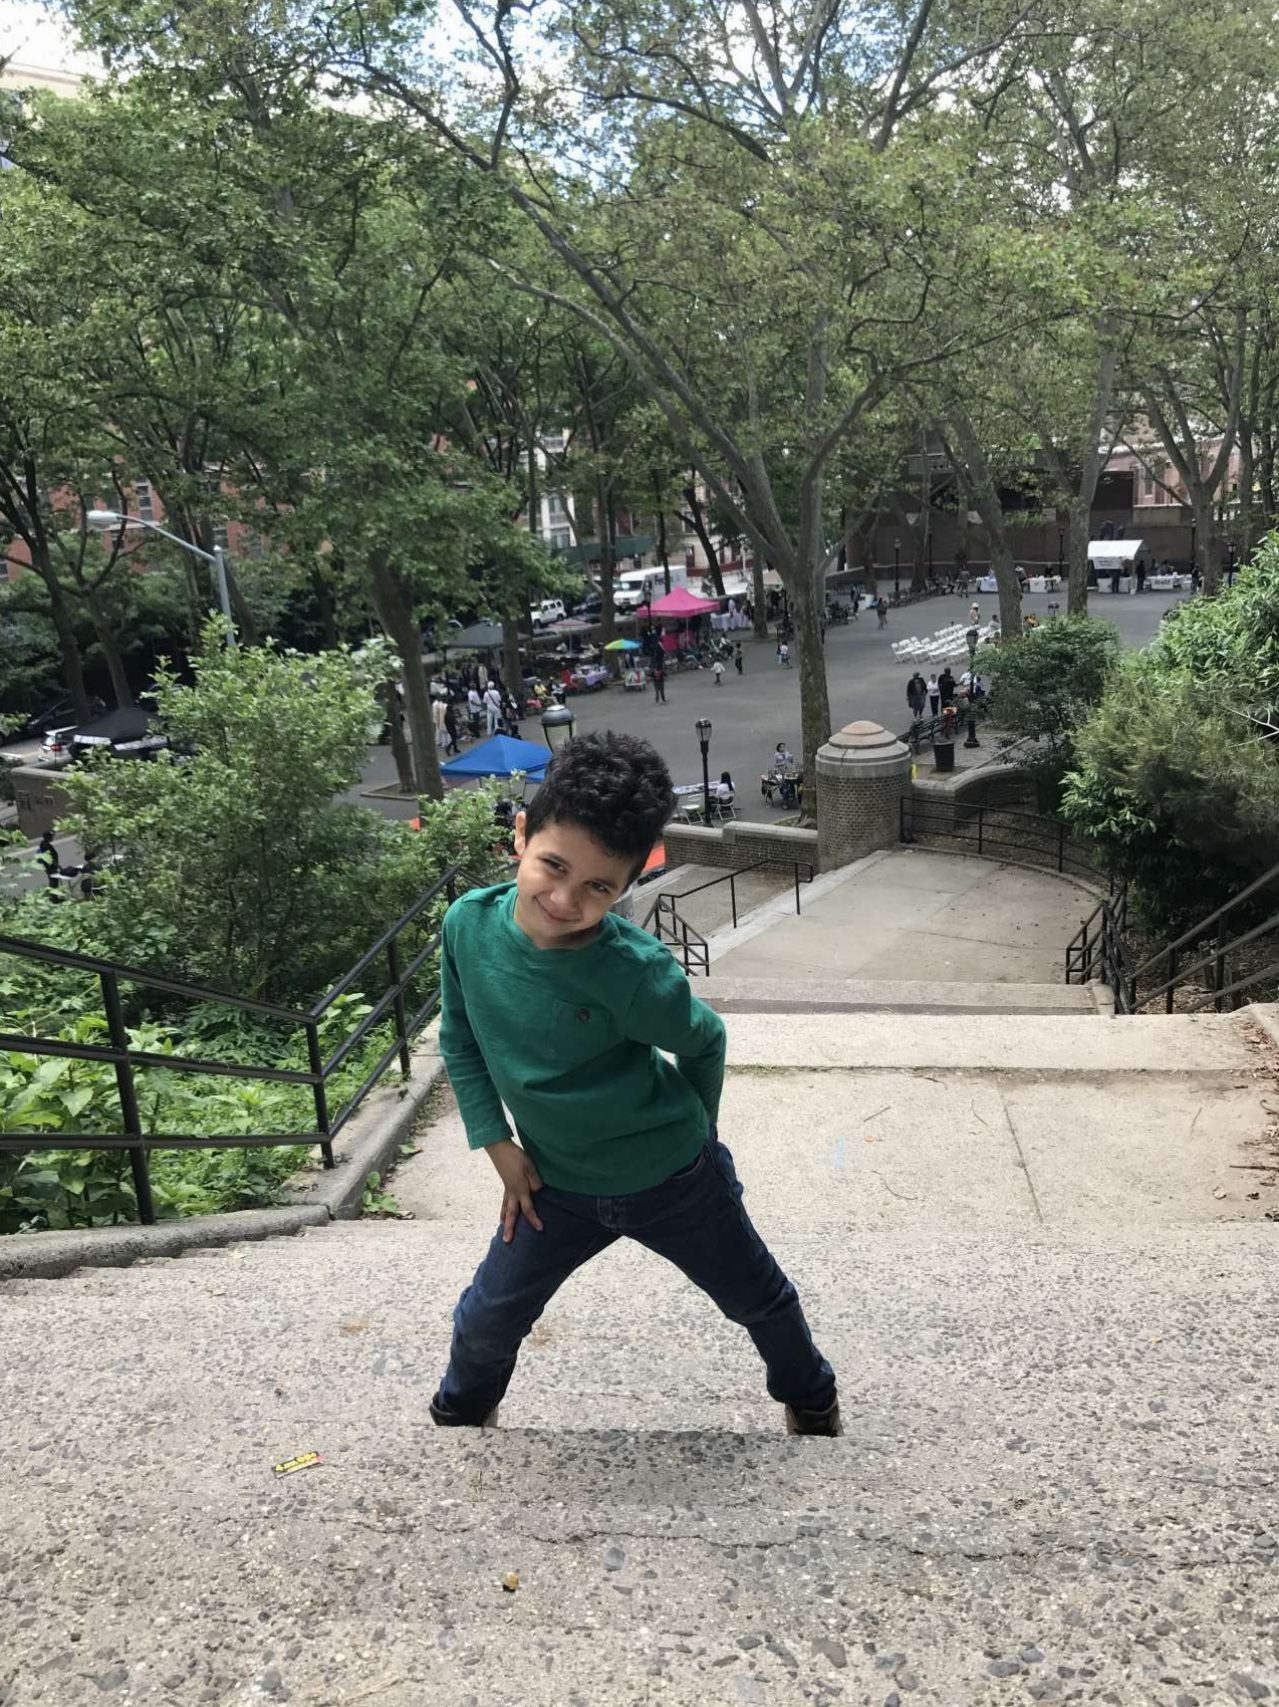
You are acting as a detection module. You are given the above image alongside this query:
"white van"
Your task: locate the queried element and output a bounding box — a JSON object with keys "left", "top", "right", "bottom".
{"left": 532, "top": 597, "right": 567, "bottom": 628}
{"left": 613, "top": 566, "right": 687, "bottom": 610}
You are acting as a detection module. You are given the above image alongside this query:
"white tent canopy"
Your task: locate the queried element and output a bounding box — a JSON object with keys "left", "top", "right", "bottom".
{"left": 1087, "top": 538, "right": 1146, "bottom": 563}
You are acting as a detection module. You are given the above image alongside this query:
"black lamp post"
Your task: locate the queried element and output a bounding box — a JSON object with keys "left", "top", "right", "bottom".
{"left": 1190, "top": 518, "right": 1197, "bottom": 584}
{"left": 696, "top": 717, "right": 713, "bottom": 823}
{"left": 1057, "top": 528, "right": 1064, "bottom": 574}
{"left": 964, "top": 630, "right": 981, "bottom": 748}
{"left": 541, "top": 704, "right": 575, "bottom": 751}
{"left": 894, "top": 536, "right": 901, "bottom": 600}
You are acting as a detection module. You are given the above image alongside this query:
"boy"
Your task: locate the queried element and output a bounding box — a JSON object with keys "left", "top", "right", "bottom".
{"left": 431, "top": 731, "right": 839, "bottom": 1435}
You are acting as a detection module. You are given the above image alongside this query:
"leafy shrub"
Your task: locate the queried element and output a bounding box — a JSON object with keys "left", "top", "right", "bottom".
{"left": 0, "top": 995, "right": 395, "bottom": 1233}
{"left": 1062, "top": 540, "right": 1279, "bottom": 931}
{"left": 980, "top": 616, "right": 1120, "bottom": 809}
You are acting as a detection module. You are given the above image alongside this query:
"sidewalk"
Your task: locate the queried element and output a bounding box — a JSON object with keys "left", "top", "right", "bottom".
{"left": 707, "top": 847, "right": 1097, "bottom": 984}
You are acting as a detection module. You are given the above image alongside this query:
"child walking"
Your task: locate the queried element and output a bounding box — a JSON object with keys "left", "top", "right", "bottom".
{"left": 431, "top": 732, "right": 840, "bottom": 1434}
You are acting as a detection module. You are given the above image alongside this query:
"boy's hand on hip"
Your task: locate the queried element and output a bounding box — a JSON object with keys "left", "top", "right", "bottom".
{"left": 486, "top": 1139, "right": 545, "bottom": 1242}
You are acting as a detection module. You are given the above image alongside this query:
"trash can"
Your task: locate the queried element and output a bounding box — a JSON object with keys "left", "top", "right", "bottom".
{"left": 934, "top": 741, "right": 955, "bottom": 774}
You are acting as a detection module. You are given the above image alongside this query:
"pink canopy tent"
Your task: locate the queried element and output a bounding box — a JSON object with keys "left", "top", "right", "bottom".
{"left": 648, "top": 587, "right": 720, "bottom": 616}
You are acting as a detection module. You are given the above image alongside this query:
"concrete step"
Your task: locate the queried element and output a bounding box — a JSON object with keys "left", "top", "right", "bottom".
{"left": 695, "top": 975, "right": 1103, "bottom": 1015}
{"left": 724, "top": 1009, "right": 1266, "bottom": 1072}
{"left": 5, "top": 1223, "right": 1279, "bottom": 1704}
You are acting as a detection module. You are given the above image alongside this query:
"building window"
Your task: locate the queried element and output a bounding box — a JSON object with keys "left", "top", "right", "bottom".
{"left": 1143, "top": 469, "right": 1155, "bottom": 501}
{"left": 547, "top": 491, "right": 568, "bottom": 524}
{"left": 212, "top": 521, "right": 229, "bottom": 551}
{"left": 549, "top": 527, "right": 572, "bottom": 552}
{"left": 134, "top": 480, "right": 154, "bottom": 522}
{"left": 542, "top": 430, "right": 566, "bottom": 453}
{"left": 245, "top": 529, "right": 265, "bottom": 560}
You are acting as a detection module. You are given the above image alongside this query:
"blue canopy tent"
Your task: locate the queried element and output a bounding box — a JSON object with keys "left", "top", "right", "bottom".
{"left": 440, "top": 734, "right": 549, "bottom": 780}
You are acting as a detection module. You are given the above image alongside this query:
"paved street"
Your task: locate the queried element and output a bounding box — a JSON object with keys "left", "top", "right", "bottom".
{"left": 354, "top": 583, "right": 1189, "bottom": 824}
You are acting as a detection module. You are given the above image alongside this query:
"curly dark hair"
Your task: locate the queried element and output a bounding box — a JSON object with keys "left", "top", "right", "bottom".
{"left": 524, "top": 730, "right": 674, "bottom": 872}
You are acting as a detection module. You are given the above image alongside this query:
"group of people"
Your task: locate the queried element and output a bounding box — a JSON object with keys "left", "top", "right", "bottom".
{"left": 906, "top": 665, "right": 985, "bottom": 722}
{"left": 424, "top": 660, "right": 521, "bottom": 756}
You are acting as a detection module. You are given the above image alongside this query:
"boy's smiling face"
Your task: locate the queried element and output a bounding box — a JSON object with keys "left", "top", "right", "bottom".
{"left": 511, "top": 814, "right": 635, "bottom": 949}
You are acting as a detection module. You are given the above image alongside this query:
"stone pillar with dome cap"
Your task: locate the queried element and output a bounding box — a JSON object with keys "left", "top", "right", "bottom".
{"left": 815, "top": 719, "right": 911, "bottom": 870}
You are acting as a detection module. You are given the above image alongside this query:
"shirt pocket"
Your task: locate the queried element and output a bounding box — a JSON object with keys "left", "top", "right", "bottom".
{"left": 546, "top": 999, "right": 619, "bottom": 1071}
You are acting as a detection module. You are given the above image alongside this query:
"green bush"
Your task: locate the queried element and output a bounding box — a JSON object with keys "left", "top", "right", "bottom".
{"left": 53, "top": 625, "right": 504, "bottom": 1003}
{"left": 980, "top": 616, "right": 1121, "bottom": 809}
{"left": 0, "top": 994, "right": 395, "bottom": 1233}
{"left": 1062, "top": 540, "right": 1279, "bottom": 931}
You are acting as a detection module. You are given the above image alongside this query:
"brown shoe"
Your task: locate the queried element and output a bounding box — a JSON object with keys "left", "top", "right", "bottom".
{"left": 784, "top": 1398, "right": 842, "bottom": 1437}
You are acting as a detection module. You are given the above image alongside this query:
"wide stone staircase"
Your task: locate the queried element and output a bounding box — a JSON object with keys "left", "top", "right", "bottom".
{"left": 5, "top": 991, "right": 1279, "bottom": 1707}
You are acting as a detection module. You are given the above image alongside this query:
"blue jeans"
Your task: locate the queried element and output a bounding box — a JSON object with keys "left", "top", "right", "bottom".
{"left": 432, "top": 1138, "right": 836, "bottom": 1423}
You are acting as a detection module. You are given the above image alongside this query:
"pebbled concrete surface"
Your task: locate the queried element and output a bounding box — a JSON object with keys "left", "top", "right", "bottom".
{"left": 4, "top": 1001, "right": 1279, "bottom": 1706}
{"left": 4, "top": 1224, "right": 1279, "bottom": 1705}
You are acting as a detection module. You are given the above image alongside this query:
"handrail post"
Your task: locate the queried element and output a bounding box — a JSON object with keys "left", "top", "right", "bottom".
{"left": 305, "top": 1021, "right": 335, "bottom": 1168}
{"left": 730, "top": 871, "right": 738, "bottom": 930}
{"left": 1165, "top": 945, "right": 1177, "bottom": 1014}
{"left": 794, "top": 861, "right": 801, "bottom": 916}
{"left": 977, "top": 807, "right": 984, "bottom": 857}
{"left": 101, "top": 969, "right": 155, "bottom": 1225}
{"left": 1057, "top": 821, "right": 1065, "bottom": 873}
{"left": 1214, "top": 920, "right": 1228, "bottom": 1012}
{"left": 386, "top": 936, "right": 413, "bottom": 1078}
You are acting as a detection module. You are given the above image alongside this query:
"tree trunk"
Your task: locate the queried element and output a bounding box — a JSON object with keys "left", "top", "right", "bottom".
{"left": 30, "top": 549, "right": 92, "bottom": 720}
{"left": 652, "top": 471, "right": 673, "bottom": 595}
{"left": 367, "top": 547, "right": 443, "bottom": 799}
{"left": 501, "top": 615, "right": 523, "bottom": 707}
{"left": 223, "top": 559, "right": 260, "bottom": 648}
{"left": 1067, "top": 495, "right": 1091, "bottom": 614}
{"left": 788, "top": 572, "right": 829, "bottom": 819}
{"left": 594, "top": 480, "right": 616, "bottom": 643}
{"left": 310, "top": 563, "right": 340, "bottom": 649}
{"left": 944, "top": 414, "right": 1022, "bottom": 637}
{"left": 1238, "top": 435, "right": 1255, "bottom": 565}
{"left": 1195, "top": 499, "right": 1221, "bottom": 593}
{"left": 751, "top": 557, "right": 768, "bottom": 637}
{"left": 381, "top": 678, "right": 414, "bottom": 793}
{"left": 683, "top": 480, "right": 727, "bottom": 598}
{"left": 85, "top": 590, "right": 134, "bottom": 708}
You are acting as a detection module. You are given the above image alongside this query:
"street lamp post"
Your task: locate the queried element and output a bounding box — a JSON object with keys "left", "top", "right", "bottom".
{"left": 964, "top": 629, "right": 981, "bottom": 748}
{"left": 1057, "top": 528, "right": 1064, "bottom": 574}
{"left": 86, "top": 510, "right": 237, "bottom": 646}
{"left": 894, "top": 537, "right": 901, "bottom": 601}
{"left": 695, "top": 717, "right": 713, "bottom": 824}
{"left": 540, "top": 704, "right": 575, "bottom": 751}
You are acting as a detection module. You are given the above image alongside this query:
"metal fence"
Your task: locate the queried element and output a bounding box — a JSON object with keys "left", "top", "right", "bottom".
{"left": 642, "top": 858, "right": 815, "bottom": 976}
{"left": 900, "top": 796, "right": 1107, "bottom": 885}
{"left": 0, "top": 866, "right": 461, "bottom": 1224}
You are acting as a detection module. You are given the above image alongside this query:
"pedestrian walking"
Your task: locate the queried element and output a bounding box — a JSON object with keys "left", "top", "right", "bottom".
{"left": 876, "top": 597, "right": 888, "bottom": 629}
{"left": 938, "top": 666, "right": 957, "bottom": 707}
{"left": 443, "top": 697, "right": 461, "bottom": 756}
{"left": 467, "top": 685, "right": 483, "bottom": 740}
{"left": 734, "top": 643, "right": 743, "bottom": 676}
{"left": 907, "top": 672, "right": 928, "bottom": 722}
{"left": 432, "top": 693, "right": 449, "bottom": 752}
{"left": 484, "top": 682, "right": 503, "bottom": 736}
{"left": 429, "top": 732, "right": 840, "bottom": 1437}
{"left": 968, "top": 602, "right": 980, "bottom": 627}
{"left": 778, "top": 641, "right": 791, "bottom": 667}
{"left": 712, "top": 659, "right": 725, "bottom": 686}
{"left": 926, "top": 674, "right": 940, "bottom": 717}
{"left": 652, "top": 655, "right": 667, "bottom": 703}
{"left": 850, "top": 588, "right": 860, "bottom": 620}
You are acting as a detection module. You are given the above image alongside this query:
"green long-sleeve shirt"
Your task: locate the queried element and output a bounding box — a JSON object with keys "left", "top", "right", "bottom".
{"left": 437, "top": 882, "right": 726, "bottom": 1194}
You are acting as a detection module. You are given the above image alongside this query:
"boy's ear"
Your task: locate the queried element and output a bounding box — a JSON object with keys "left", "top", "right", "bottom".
{"left": 513, "top": 810, "right": 527, "bottom": 856}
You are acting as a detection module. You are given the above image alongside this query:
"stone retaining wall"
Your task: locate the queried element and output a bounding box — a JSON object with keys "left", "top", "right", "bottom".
{"left": 663, "top": 819, "right": 820, "bottom": 874}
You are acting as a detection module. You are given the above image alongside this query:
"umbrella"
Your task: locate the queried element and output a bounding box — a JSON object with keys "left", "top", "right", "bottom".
{"left": 440, "top": 734, "right": 549, "bottom": 780}
{"left": 603, "top": 638, "right": 641, "bottom": 651}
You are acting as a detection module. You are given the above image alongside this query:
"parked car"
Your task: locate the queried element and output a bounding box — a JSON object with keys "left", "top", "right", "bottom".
{"left": 532, "top": 598, "right": 568, "bottom": 628}
{"left": 573, "top": 591, "right": 604, "bottom": 620}
{"left": 69, "top": 707, "right": 169, "bottom": 763}
{"left": 38, "top": 725, "right": 78, "bottom": 768}
{"left": 18, "top": 693, "right": 106, "bottom": 740}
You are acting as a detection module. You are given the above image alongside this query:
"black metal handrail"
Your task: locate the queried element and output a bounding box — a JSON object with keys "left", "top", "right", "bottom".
{"left": 1066, "top": 859, "right": 1279, "bottom": 1014}
{"left": 900, "top": 797, "right": 1107, "bottom": 884}
{"left": 641, "top": 858, "right": 815, "bottom": 976}
{"left": 0, "top": 865, "right": 461, "bottom": 1223}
